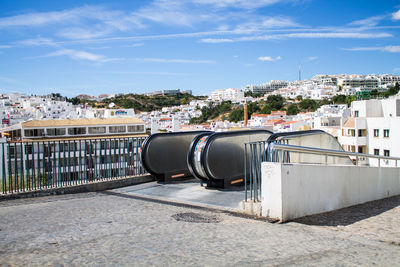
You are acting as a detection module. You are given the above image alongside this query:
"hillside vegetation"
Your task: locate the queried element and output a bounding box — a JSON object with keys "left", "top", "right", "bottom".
{"left": 67, "top": 93, "right": 207, "bottom": 112}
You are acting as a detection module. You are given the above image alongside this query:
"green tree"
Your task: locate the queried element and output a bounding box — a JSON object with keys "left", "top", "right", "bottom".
{"left": 266, "top": 95, "right": 284, "bottom": 110}
{"left": 228, "top": 109, "right": 244, "bottom": 123}
{"left": 299, "top": 99, "right": 318, "bottom": 111}
{"left": 286, "top": 104, "right": 299, "bottom": 115}
{"left": 260, "top": 105, "right": 272, "bottom": 114}
{"left": 332, "top": 94, "right": 347, "bottom": 104}
{"left": 345, "top": 95, "right": 355, "bottom": 107}
{"left": 295, "top": 95, "right": 303, "bottom": 101}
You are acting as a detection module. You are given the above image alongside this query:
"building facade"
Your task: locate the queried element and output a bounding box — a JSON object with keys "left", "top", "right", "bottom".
{"left": 338, "top": 96, "right": 400, "bottom": 166}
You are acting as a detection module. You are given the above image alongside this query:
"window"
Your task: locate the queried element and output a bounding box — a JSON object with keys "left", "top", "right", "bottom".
{"left": 373, "top": 129, "right": 379, "bottom": 137}
{"left": 384, "top": 129, "right": 390, "bottom": 138}
{"left": 25, "top": 144, "right": 33, "bottom": 154}
{"left": 68, "top": 127, "right": 86, "bottom": 135}
{"left": 47, "top": 128, "right": 66, "bottom": 136}
{"left": 109, "top": 126, "right": 126, "bottom": 133}
{"left": 24, "top": 129, "right": 45, "bottom": 137}
{"left": 88, "top": 127, "right": 106, "bottom": 134}
{"left": 384, "top": 150, "right": 390, "bottom": 157}
{"left": 128, "top": 125, "right": 144, "bottom": 133}
{"left": 374, "top": 149, "right": 379, "bottom": 155}
{"left": 354, "top": 111, "right": 359, "bottom": 117}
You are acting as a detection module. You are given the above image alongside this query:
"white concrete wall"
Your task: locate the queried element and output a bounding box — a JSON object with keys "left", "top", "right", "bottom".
{"left": 261, "top": 162, "right": 400, "bottom": 222}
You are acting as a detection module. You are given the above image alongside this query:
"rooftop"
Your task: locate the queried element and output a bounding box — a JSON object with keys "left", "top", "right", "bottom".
{"left": 21, "top": 117, "right": 144, "bottom": 128}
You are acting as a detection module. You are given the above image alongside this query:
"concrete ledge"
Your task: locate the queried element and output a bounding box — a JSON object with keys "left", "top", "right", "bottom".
{"left": 239, "top": 200, "right": 262, "bottom": 216}
{"left": 261, "top": 162, "right": 400, "bottom": 222}
{"left": 0, "top": 175, "right": 154, "bottom": 201}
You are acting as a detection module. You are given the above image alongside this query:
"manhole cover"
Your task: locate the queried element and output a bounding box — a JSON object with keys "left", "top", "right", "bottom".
{"left": 172, "top": 212, "right": 221, "bottom": 223}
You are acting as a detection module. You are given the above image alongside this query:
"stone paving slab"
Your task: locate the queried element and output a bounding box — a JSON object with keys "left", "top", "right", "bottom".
{"left": 0, "top": 191, "right": 400, "bottom": 266}
{"left": 114, "top": 179, "right": 245, "bottom": 209}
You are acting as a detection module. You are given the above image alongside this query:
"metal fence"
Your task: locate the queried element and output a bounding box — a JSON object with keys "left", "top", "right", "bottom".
{"left": 244, "top": 141, "right": 400, "bottom": 203}
{"left": 0, "top": 137, "right": 147, "bottom": 194}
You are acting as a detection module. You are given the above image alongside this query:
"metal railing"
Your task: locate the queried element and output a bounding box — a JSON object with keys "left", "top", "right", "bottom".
{"left": 244, "top": 141, "right": 400, "bottom": 202}
{"left": 272, "top": 143, "right": 400, "bottom": 167}
{"left": 1, "top": 137, "right": 147, "bottom": 194}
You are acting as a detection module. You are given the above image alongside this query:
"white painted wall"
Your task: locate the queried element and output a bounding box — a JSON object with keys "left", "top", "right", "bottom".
{"left": 261, "top": 162, "right": 400, "bottom": 222}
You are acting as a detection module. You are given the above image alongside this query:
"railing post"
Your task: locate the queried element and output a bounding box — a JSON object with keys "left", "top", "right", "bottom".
{"left": 244, "top": 143, "right": 247, "bottom": 202}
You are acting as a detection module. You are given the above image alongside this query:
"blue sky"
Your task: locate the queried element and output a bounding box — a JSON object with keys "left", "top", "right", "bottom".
{"left": 0, "top": 0, "right": 399, "bottom": 97}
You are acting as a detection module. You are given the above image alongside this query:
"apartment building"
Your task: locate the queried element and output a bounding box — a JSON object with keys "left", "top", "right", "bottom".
{"left": 337, "top": 76, "right": 379, "bottom": 88}
{"left": 209, "top": 88, "right": 244, "bottom": 103}
{"left": 338, "top": 96, "right": 400, "bottom": 166}
{"left": 0, "top": 118, "right": 147, "bottom": 181}
{"left": 245, "top": 80, "right": 288, "bottom": 95}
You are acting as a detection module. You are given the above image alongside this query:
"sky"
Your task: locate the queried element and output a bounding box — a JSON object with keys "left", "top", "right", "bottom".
{"left": 0, "top": 0, "right": 400, "bottom": 97}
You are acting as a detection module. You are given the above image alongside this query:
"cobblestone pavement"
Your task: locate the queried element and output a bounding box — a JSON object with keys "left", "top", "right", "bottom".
{"left": 0, "top": 191, "right": 399, "bottom": 266}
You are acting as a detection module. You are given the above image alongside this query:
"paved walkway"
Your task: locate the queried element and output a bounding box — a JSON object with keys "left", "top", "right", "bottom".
{"left": 0, "top": 190, "right": 400, "bottom": 266}
{"left": 114, "top": 179, "right": 245, "bottom": 209}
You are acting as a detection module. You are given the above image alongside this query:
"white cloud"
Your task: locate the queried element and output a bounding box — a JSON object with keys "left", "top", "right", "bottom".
{"left": 0, "top": 5, "right": 144, "bottom": 42}
{"left": 258, "top": 56, "right": 281, "bottom": 61}
{"left": 38, "top": 49, "right": 122, "bottom": 63}
{"left": 349, "top": 15, "right": 385, "bottom": 27}
{"left": 17, "top": 37, "right": 58, "bottom": 47}
{"left": 133, "top": 0, "right": 214, "bottom": 27}
{"left": 124, "top": 43, "right": 145, "bottom": 47}
{"left": 393, "top": 10, "right": 400, "bottom": 20}
{"left": 0, "top": 6, "right": 121, "bottom": 28}
{"left": 384, "top": 46, "right": 400, "bottom": 52}
{"left": 97, "top": 71, "right": 189, "bottom": 76}
{"left": 283, "top": 32, "right": 392, "bottom": 39}
{"left": 191, "top": 0, "right": 283, "bottom": 9}
{"left": 0, "top": 45, "right": 11, "bottom": 49}
{"left": 343, "top": 45, "right": 400, "bottom": 53}
{"left": 136, "top": 57, "right": 215, "bottom": 63}
{"left": 304, "top": 56, "right": 318, "bottom": 62}
{"left": 201, "top": 31, "right": 392, "bottom": 43}
{"left": 200, "top": 38, "right": 234, "bottom": 43}
{"left": 234, "top": 16, "right": 299, "bottom": 33}
{"left": 57, "top": 27, "right": 111, "bottom": 40}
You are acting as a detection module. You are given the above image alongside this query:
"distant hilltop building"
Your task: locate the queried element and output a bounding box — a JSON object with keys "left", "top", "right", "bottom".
{"left": 244, "top": 80, "right": 288, "bottom": 94}
{"left": 75, "top": 94, "right": 96, "bottom": 101}
{"left": 209, "top": 88, "right": 244, "bottom": 103}
{"left": 145, "top": 89, "right": 192, "bottom": 96}
{"left": 93, "top": 108, "right": 135, "bottom": 118}
{"left": 337, "top": 76, "right": 378, "bottom": 89}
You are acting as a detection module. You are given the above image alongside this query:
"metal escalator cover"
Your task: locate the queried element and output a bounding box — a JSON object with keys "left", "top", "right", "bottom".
{"left": 200, "top": 130, "right": 272, "bottom": 182}
{"left": 141, "top": 131, "right": 211, "bottom": 178}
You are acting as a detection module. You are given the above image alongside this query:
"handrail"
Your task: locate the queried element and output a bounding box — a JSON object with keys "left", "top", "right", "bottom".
{"left": 272, "top": 143, "right": 400, "bottom": 167}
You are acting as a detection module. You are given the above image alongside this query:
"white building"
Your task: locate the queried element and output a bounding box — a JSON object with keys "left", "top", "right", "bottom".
{"left": 245, "top": 80, "right": 288, "bottom": 95}
{"left": 338, "top": 96, "right": 400, "bottom": 166}
{"left": 209, "top": 88, "right": 244, "bottom": 103}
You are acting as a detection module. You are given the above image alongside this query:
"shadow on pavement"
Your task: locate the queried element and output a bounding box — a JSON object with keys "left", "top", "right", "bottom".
{"left": 293, "top": 195, "right": 400, "bottom": 226}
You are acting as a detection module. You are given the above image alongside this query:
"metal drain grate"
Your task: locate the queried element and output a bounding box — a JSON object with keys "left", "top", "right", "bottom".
{"left": 172, "top": 212, "right": 221, "bottom": 223}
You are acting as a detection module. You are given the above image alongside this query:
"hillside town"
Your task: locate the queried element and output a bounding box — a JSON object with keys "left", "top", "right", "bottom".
{"left": 1, "top": 73, "right": 400, "bottom": 164}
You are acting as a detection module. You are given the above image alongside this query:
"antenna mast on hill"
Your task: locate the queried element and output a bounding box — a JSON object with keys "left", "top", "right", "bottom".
{"left": 298, "top": 61, "right": 302, "bottom": 81}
